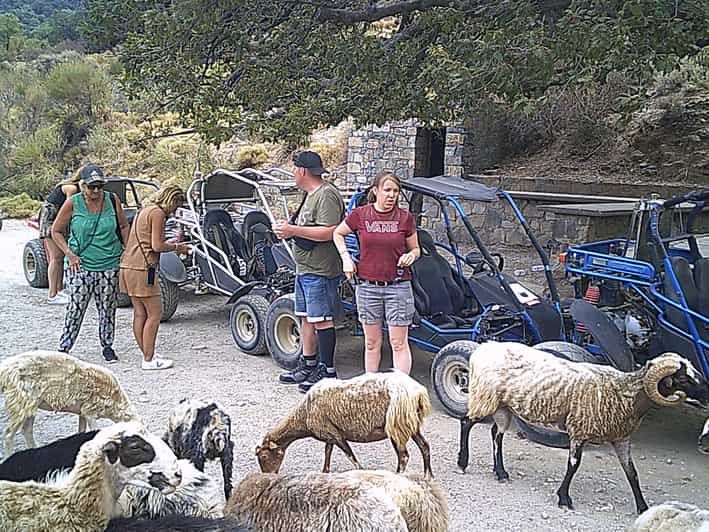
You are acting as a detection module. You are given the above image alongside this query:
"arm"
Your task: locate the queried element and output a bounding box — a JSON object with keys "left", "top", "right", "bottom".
{"left": 112, "top": 194, "right": 130, "bottom": 245}
{"left": 333, "top": 221, "right": 356, "bottom": 278}
{"left": 290, "top": 224, "right": 335, "bottom": 242}
{"left": 397, "top": 226, "right": 420, "bottom": 268}
{"left": 62, "top": 184, "right": 78, "bottom": 199}
{"left": 51, "top": 199, "right": 80, "bottom": 272}
{"left": 149, "top": 209, "right": 189, "bottom": 254}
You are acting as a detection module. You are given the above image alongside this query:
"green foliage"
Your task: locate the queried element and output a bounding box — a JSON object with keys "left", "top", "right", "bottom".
{"left": 0, "top": 192, "right": 42, "bottom": 217}
{"left": 82, "top": 0, "right": 709, "bottom": 142}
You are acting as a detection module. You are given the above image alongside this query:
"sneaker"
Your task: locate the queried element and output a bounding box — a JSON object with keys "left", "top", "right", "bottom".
{"left": 47, "top": 292, "right": 68, "bottom": 305}
{"left": 298, "top": 364, "right": 337, "bottom": 393}
{"left": 279, "top": 357, "right": 317, "bottom": 384}
{"left": 141, "top": 358, "right": 174, "bottom": 370}
{"left": 102, "top": 346, "right": 119, "bottom": 364}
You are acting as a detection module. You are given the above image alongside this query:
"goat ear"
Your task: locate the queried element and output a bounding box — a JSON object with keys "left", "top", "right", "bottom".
{"left": 102, "top": 441, "right": 120, "bottom": 464}
{"left": 268, "top": 441, "right": 278, "bottom": 450}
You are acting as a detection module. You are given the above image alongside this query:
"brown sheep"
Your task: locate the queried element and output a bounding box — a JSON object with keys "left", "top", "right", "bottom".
{"left": 256, "top": 370, "right": 433, "bottom": 477}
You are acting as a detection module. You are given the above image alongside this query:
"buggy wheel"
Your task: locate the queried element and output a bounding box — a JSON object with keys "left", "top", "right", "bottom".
{"left": 159, "top": 275, "right": 179, "bottom": 322}
{"left": 430, "top": 341, "right": 479, "bottom": 418}
{"left": 117, "top": 291, "right": 132, "bottom": 308}
{"left": 265, "top": 294, "right": 302, "bottom": 370}
{"left": 23, "top": 239, "right": 49, "bottom": 288}
{"left": 230, "top": 294, "right": 269, "bottom": 355}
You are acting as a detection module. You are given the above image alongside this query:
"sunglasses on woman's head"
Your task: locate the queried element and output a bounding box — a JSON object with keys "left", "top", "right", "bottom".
{"left": 87, "top": 183, "right": 104, "bottom": 190}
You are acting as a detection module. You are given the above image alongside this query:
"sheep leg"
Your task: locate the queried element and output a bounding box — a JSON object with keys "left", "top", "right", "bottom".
{"left": 612, "top": 439, "right": 648, "bottom": 515}
{"left": 491, "top": 424, "right": 509, "bottom": 481}
{"left": 412, "top": 431, "right": 433, "bottom": 479}
{"left": 390, "top": 439, "right": 410, "bottom": 473}
{"left": 557, "top": 440, "right": 584, "bottom": 510}
{"left": 21, "top": 416, "right": 36, "bottom": 448}
{"left": 457, "top": 416, "right": 481, "bottom": 473}
{"left": 323, "top": 443, "right": 334, "bottom": 473}
{"left": 335, "top": 441, "right": 363, "bottom": 470}
{"left": 78, "top": 416, "right": 86, "bottom": 432}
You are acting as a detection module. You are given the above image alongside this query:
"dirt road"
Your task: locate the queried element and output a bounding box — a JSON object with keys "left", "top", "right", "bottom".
{"left": 1, "top": 219, "right": 708, "bottom": 531}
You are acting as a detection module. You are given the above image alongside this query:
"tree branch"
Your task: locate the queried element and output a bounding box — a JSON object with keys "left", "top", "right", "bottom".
{"left": 316, "top": 0, "right": 459, "bottom": 24}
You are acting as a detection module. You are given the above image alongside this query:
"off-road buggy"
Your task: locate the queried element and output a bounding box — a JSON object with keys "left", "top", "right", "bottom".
{"left": 564, "top": 189, "right": 709, "bottom": 379}
{"left": 168, "top": 168, "right": 298, "bottom": 357}
{"left": 23, "top": 177, "right": 182, "bottom": 322}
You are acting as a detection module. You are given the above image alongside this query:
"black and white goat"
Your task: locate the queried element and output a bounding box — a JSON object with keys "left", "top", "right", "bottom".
{"left": 164, "top": 399, "right": 234, "bottom": 499}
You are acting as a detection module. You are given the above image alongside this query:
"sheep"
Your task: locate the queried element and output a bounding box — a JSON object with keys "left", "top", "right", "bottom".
{"left": 454, "top": 340, "right": 709, "bottom": 514}
{"left": 631, "top": 501, "right": 709, "bottom": 532}
{"left": 0, "top": 430, "right": 98, "bottom": 482}
{"left": 340, "top": 470, "right": 449, "bottom": 532}
{"left": 0, "top": 421, "right": 182, "bottom": 532}
{"left": 163, "top": 399, "right": 234, "bottom": 500}
{"left": 699, "top": 417, "right": 709, "bottom": 454}
{"left": 224, "top": 471, "right": 409, "bottom": 532}
{"left": 105, "top": 515, "right": 252, "bottom": 531}
{"left": 256, "top": 370, "right": 433, "bottom": 478}
{"left": 0, "top": 350, "right": 139, "bottom": 456}
{"left": 2, "top": 431, "right": 223, "bottom": 519}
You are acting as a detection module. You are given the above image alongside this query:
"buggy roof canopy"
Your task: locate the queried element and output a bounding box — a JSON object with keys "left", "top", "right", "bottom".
{"left": 403, "top": 175, "right": 499, "bottom": 202}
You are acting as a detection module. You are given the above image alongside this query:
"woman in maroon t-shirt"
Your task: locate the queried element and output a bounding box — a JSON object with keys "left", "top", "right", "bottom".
{"left": 333, "top": 172, "right": 420, "bottom": 374}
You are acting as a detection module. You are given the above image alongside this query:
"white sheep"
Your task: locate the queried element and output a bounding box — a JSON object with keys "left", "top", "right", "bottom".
{"left": 225, "top": 471, "right": 409, "bottom": 532}
{"left": 631, "top": 501, "right": 709, "bottom": 532}
{"left": 256, "top": 370, "right": 432, "bottom": 477}
{"left": 0, "top": 421, "right": 182, "bottom": 532}
{"left": 453, "top": 340, "right": 709, "bottom": 514}
{"left": 341, "top": 470, "right": 449, "bottom": 532}
{"left": 46, "top": 458, "right": 223, "bottom": 520}
{"left": 0, "top": 350, "right": 139, "bottom": 456}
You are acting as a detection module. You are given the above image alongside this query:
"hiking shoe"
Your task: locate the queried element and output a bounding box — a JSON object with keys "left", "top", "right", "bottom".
{"left": 279, "top": 357, "right": 317, "bottom": 384}
{"left": 142, "top": 358, "right": 174, "bottom": 370}
{"left": 298, "top": 364, "right": 337, "bottom": 393}
{"left": 102, "top": 346, "right": 118, "bottom": 364}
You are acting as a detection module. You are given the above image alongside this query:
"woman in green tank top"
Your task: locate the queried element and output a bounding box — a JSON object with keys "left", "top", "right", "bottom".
{"left": 51, "top": 163, "right": 130, "bottom": 363}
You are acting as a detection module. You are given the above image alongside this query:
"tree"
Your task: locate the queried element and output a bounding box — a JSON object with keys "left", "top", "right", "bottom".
{"left": 0, "top": 13, "right": 21, "bottom": 52}
{"left": 84, "top": 0, "right": 709, "bottom": 142}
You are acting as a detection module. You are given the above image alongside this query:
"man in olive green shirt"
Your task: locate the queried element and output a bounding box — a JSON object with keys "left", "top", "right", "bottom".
{"left": 273, "top": 151, "right": 344, "bottom": 392}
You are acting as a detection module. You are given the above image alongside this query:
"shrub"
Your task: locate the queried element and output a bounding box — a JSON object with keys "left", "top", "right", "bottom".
{"left": 0, "top": 192, "right": 42, "bottom": 218}
{"left": 235, "top": 144, "right": 269, "bottom": 169}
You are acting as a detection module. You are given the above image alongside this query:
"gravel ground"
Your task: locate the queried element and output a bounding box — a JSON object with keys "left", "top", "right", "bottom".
{"left": 1, "top": 219, "right": 708, "bottom": 531}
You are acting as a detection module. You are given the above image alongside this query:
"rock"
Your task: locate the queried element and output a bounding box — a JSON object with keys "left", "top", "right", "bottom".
{"left": 541, "top": 513, "right": 550, "bottom": 520}
{"left": 192, "top": 345, "right": 208, "bottom": 350}
{"left": 666, "top": 458, "right": 673, "bottom": 465}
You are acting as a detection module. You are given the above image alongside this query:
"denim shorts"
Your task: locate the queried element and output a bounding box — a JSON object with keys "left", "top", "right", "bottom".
{"left": 356, "top": 281, "right": 415, "bottom": 326}
{"left": 294, "top": 274, "right": 342, "bottom": 323}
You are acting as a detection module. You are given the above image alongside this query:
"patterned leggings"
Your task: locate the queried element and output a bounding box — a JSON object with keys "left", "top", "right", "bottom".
{"left": 59, "top": 268, "right": 119, "bottom": 352}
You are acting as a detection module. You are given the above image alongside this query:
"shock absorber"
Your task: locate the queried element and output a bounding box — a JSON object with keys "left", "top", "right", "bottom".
{"left": 576, "top": 284, "right": 601, "bottom": 333}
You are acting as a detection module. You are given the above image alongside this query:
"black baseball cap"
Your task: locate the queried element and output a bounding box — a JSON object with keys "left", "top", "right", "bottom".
{"left": 293, "top": 151, "right": 328, "bottom": 176}
{"left": 79, "top": 163, "right": 106, "bottom": 185}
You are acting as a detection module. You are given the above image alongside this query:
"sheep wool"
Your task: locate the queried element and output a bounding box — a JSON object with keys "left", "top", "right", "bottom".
{"left": 225, "top": 472, "right": 409, "bottom": 532}
{"left": 0, "top": 422, "right": 182, "bottom": 532}
{"left": 0, "top": 350, "right": 139, "bottom": 455}
{"left": 341, "top": 470, "right": 449, "bottom": 532}
{"left": 631, "top": 501, "right": 709, "bottom": 532}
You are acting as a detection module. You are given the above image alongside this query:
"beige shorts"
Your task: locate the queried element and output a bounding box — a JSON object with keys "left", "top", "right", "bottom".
{"left": 119, "top": 268, "right": 160, "bottom": 298}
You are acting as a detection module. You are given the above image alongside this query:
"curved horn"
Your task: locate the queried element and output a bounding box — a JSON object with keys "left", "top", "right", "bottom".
{"left": 643, "top": 355, "right": 686, "bottom": 406}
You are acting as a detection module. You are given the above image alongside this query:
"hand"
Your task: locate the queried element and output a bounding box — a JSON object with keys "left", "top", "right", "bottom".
{"left": 273, "top": 221, "right": 296, "bottom": 240}
{"left": 175, "top": 243, "right": 190, "bottom": 255}
{"left": 397, "top": 252, "right": 416, "bottom": 268}
{"left": 341, "top": 253, "right": 357, "bottom": 279}
{"left": 66, "top": 251, "right": 82, "bottom": 273}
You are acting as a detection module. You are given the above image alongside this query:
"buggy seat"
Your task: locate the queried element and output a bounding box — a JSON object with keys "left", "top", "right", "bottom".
{"left": 241, "top": 210, "right": 278, "bottom": 279}
{"left": 664, "top": 256, "right": 709, "bottom": 340}
{"left": 411, "top": 230, "right": 479, "bottom": 328}
{"left": 202, "top": 209, "right": 248, "bottom": 276}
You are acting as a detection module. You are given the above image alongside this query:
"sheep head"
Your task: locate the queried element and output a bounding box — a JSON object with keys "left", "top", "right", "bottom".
{"left": 202, "top": 408, "right": 232, "bottom": 460}
{"left": 90, "top": 422, "right": 183, "bottom": 498}
{"left": 699, "top": 417, "right": 709, "bottom": 455}
{"left": 643, "top": 353, "right": 709, "bottom": 408}
{"left": 255, "top": 439, "right": 285, "bottom": 473}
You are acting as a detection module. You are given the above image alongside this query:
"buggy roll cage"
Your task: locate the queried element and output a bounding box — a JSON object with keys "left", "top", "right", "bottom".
{"left": 565, "top": 189, "right": 709, "bottom": 377}
{"left": 179, "top": 168, "right": 297, "bottom": 295}
{"left": 347, "top": 175, "right": 566, "bottom": 344}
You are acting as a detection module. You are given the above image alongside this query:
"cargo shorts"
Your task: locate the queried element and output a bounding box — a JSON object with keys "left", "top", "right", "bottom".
{"left": 355, "top": 280, "right": 415, "bottom": 326}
